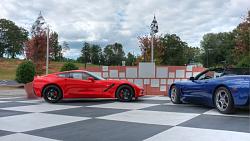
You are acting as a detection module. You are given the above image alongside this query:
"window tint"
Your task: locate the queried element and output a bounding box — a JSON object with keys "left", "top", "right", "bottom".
{"left": 86, "top": 72, "right": 105, "bottom": 80}
{"left": 58, "top": 73, "right": 66, "bottom": 78}
{"left": 70, "top": 72, "right": 83, "bottom": 80}
{"left": 197, "top": 70, "right": 223, "bottom": 80}
{"left": 82, "top": 72, "right": 90, "bottom": 80}
{"left": 69, "top": 72, "right": 91, "bottom": 80}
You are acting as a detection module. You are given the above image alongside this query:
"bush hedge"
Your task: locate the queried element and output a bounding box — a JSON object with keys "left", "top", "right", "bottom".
{"left": 16, "top": 61, "right": 36, "bottom": 84}
{"left": 237, "top": 55, "right": 250, "bottom": 68}
{"left": 60, "top": 62, "right": 79, "bottom": 71}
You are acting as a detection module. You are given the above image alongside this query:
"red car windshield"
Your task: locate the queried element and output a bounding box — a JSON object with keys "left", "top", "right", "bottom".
{"left": 86, "top": 71, "right": 105, "bottom": 80}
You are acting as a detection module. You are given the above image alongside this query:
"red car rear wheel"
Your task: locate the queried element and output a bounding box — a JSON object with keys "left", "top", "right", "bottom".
{"left": 43, "top": 85, "right": 63, "bottom": 103}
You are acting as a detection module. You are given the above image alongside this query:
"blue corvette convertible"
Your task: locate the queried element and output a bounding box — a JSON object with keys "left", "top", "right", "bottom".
{"left": 169, "top": 68, "right": 250, "bottom": 114}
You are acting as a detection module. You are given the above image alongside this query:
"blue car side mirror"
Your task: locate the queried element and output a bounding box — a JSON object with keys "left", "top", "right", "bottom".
{"left": 189, "top": 77, "right": 195, "bottom": 81}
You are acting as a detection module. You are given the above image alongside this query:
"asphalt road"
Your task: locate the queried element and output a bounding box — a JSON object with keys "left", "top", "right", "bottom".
{"left": 0, "top": 80, "right": 20, "bottom": 86}
{"left": 0, "top": 95, "right": 249, "bottom": 141}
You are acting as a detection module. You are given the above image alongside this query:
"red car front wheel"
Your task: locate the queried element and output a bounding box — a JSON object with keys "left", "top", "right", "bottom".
{"left": 116, "top": 85, "right": 134, "bottom": 102}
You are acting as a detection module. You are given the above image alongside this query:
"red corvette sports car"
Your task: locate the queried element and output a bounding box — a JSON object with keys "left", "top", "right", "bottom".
{"left": 33, "top": 70, "right": 144, "bottom": 103}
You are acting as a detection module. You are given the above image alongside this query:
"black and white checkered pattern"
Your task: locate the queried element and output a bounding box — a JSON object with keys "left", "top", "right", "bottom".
{"left": 0, "top": 96, "right": 249, "bottom": 141}
{"left": 150, "top": 15, "right": 158, "bottom": 34}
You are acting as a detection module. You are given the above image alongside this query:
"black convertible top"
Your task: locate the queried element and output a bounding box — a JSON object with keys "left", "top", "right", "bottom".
{"left": 209, "top": 68, "right": 250, "bottom": 75}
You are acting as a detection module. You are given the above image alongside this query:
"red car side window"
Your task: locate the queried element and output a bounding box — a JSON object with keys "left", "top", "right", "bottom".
{"left": 70, "top": 72, "right": 83, "bottom": 80}
{"left": 57, "top": 73, "right": 67, "bottom": 78}
{"left": 69, "top": 72, "right": 90, "bottom": 80}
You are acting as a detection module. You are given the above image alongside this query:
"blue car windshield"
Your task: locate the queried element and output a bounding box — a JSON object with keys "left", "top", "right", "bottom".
{"left": 195, "top": 69, "right": 224, "bottom": 80}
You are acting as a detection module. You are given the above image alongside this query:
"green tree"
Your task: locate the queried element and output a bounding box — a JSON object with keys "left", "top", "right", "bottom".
{"left": 0, "top": 19, "right": 28, "bottom": 58}
{"left": 200, "top": 32, "right": 235, "bottom": 67}
{"left": 126, "top": 52, "right": 136, "bottom": 66}
{"left": 90, "top": 44, "right": 102, "bottom": 64}
{"left": 99, "top": 52, "right": 106, "bottom": 65}
{"left": 138, "top": 35, "right": 162, "bottom": 63}
{"left": 62, "top": 41, "right": 70, "bottom": 53}
{"left": 236, "top": 54, "right": 250, "bottom": 67}
{"left": 76, "top": 56, "right": 84, "bottom": 63}
{"left": 50, "top": 32, "right": 62, "bottom": 61}
{"left": 103, "top": 43, "right": 125, "bottom": 65}
{"left": 160, "top": 34, "right": 188, "bottom": 65}
{"left": 234, "top": 11, "right": 250, "bottom": 67}
{"left": 184, "top": 47, "right": 202, "bottom": 65}
{"left": 138, "top": 34, "right": 201, "bottom": 66}
{"left": 81, "top": 42, "right": 91, "bottom": 63}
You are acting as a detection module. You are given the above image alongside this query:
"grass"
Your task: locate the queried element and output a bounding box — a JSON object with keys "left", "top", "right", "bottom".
{"left": 0, "top": 58, "right": 97, "bottom": 80}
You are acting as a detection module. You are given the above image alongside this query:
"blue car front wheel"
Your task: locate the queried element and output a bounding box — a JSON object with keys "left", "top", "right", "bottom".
{"left": 214, "top": 87, "right": 235, "bottom": 114}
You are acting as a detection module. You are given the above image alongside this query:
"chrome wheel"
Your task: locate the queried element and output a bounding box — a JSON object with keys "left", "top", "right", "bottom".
{"left": 215, "top": 89, "right": 229, "bottom": 112}
{"left": 43, "top": 85, "right": 62, "bottom": 103}
{"left": 170, "top": 86, "right": 181, "bottom": 104}
{"left": 171, "top": 87, "right": 177, "bottom": 102}
{"left": 119, "top": 88, "right": 132, "bottom": 101}
{"left": 116, "top": 85, "right": 134, "bottom": 102}
{"left": 47, "top": 88, "right": 59, "bottom": 101}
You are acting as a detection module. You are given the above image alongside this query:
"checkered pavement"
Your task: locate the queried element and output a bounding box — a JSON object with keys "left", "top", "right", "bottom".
{"left": 0, "top": 96, "right": 249, "bottom": 141}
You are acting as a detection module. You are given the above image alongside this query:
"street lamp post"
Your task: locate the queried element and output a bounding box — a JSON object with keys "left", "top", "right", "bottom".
{"left": 84, "top": 46, "right": 87, "bottom": 69}
{"left": 46, "top": 26, "right": 49, "bottom": 75}
{"left": 151, "top": 34, "right": 154, "bottom": 62}
{"left": 143, "top": 47, "right": 146, "bottom": 62}
{"left": 150, "top": 15, "right": 158, "bottom": 63}
{"left": 84, "top": 43, "right": 88, "bottom": 69}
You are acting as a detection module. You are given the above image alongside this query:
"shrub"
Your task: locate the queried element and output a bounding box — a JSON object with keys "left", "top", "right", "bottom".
{"left": 16, "top": 61, "right": 36, "bottom": 84}
{"left": 236, "top": 55, "right": 250, "bottom": 68}
{"left": 60, "top": 62, "right": 79, "bottom": 71}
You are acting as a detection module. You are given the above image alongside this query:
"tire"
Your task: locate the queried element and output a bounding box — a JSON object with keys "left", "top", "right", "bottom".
{"left": 170, "top": 86, "right": 182, "bottom": 104}
{"left": 214, "top": 87, "right": 235, "bottom": 114}
{"left": 43, "top": 85, "right": 63, "bottom": 103}
{"left": 116, "top": 85, "right": 134, "bottom": 102}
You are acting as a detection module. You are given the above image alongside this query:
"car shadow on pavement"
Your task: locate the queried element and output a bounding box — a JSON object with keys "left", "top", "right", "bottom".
{"left": 56, "top": 99, "right": 116, "bottom": 106}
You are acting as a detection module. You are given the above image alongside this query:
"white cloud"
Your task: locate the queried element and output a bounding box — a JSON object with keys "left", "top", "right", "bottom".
{"left": 63, "top": 48, "right": 81, "bottom": 59}
{"left": 0, "top": 0, "right": 249, "bottom": 58}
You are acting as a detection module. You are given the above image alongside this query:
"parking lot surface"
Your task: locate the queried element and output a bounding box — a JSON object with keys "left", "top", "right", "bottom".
{"left": 0, "top": 96, "right": 249, "bottom": 141}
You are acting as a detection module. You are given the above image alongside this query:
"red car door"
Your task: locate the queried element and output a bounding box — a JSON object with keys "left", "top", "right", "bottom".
{"left": 65, "top": 72, "right": 105, "bottom": 98}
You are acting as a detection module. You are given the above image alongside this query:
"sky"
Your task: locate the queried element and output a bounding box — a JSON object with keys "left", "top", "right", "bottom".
{"left": 0, "top": 0, "right": 249, "bottom": 59}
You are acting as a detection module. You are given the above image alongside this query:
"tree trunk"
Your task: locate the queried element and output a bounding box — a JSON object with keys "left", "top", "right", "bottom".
{"left": 11, "top": 53, "right": 15, "bottom": 59}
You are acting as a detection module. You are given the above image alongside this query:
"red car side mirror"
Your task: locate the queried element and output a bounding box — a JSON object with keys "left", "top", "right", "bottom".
{"left": 87, "top": 77, "right": 95, "bottom": 82}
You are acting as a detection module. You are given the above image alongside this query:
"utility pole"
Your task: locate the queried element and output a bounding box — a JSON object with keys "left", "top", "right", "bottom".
{"left": 150, "top": 15, "right": 158, "bottom": 63}
{"left": 151, "top": 34, "right": 154, "bottom": 62}
{"left": 46, "top": 26, "right": 49, "bottom": 75}
{"left": 143, "top": 47, "right": 146, "bottom": 62}
{"left": 84, "top": 45, "right": 87, "bottom": 69}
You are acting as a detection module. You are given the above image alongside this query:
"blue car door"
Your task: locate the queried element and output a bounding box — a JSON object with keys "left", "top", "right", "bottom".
{"left": 182, "top": 71, "right": 220, "bottom": 104}
{"left": 183, "top": 69, "right": 223, "bottom": 104}
{"left": 181, "top": 80, "right": 208, "bottom": 103}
